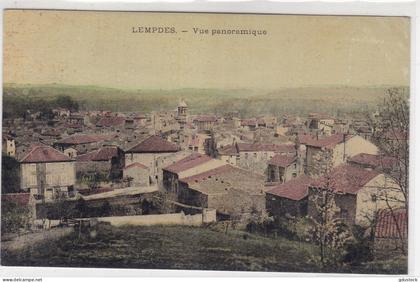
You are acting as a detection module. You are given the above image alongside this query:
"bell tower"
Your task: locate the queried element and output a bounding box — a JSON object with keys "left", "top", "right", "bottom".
{"left": 177, "top": 99, "right": 188, "bottom": 117}
{"left": 177, "top": 99, "right": 188, "bottom": 130}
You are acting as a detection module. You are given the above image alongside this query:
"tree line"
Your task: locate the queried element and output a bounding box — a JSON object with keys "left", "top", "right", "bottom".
{"left": 3, "top": 95, "right": 79, "bottom": 119}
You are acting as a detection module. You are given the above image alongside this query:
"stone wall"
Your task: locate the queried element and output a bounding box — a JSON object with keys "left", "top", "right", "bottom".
{"left": 95, "top": 210, "right": 216, "bottom": 227}
{"left": 266, "top": 194, "right": 308, "bottom": 218}
{"left": 238, "top": 151, "right": 276, "bottom": 175}
{"left": 305, "top": 147, "right": 333, "bottom": 177}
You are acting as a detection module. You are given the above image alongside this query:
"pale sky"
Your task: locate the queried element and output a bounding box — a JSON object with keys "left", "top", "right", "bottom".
{"left": 3, "top": 10, "right": 410, "bottom": 89}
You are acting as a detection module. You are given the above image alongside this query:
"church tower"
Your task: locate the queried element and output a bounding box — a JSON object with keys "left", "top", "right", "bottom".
{"left": 177, "top": 99, "right": 188, "bottom": 117}
{"left": 177, "top": 99, "right": 188, "bottom": 129}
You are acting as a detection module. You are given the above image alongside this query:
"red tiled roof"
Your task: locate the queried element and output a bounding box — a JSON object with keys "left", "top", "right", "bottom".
{"left": 56, "top": 134, "right": 112, "bottom": 145}
{"left": 76, "top": 150, "right": 98, "bottom": 162}
{"left": 356, "top": 127, "right": 372, "bottom": 134}
{"left": 93, "top": 147, "right": 119, "bottom": 161}
{"left": 311, "top": 164, "right": 380, "bottom": 194}
{"left": 179, "top": 164, "right": 235, "bottom": 184}
{"left": 2, "top": 193, "right": 32, "bottom": 206}
{"left": 96, "top": 116, "right": 126, "bottom": 127}
{"left": 219, "top": 143, "right": 295, "bottom": 155}
{"left": 305, "top": 134, "right": 352, "bottom": 149}
{"left": 41, "top": 129, "right": 61, "bottom": 137}
{"left": 241, "top": 119, "right": 257, "bottom": 126}
{"left": 76, "top": 147, "right": 120, "bottom": 162}
{"left": 163, "top": 153, "right": 212, "bottom": 173}
{"left": 348, "top": 153, "right": 396, "bottom": 170}
{"left": 21, "top": 145, "right": 72, "bottom": 163}
{"left": 126, "top": 135, "right": 179, "bottom": 153}
{"left": 375, "top": 209, "right": 407, "bottom": 239}
{"left": 193, "top": 115, "right": 217, "bottom": 122}
{"left": 309, "top": 113, "right": 333, "bottom": 120}
{"left": 124, "top": 162, "right": 149, "bottom": 170}
{"left": 268, "top": 154, "right": 297, "bottom": 168}
{"left": 297, "top": 134, "right": 317, "bottom": 145}
{"left": 266, "top": 175, "right": 313, "bottom": 201}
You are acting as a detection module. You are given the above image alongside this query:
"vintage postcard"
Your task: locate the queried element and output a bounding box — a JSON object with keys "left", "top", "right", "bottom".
{"left": 1, "top": 10, "right": 410, "bottom": 274}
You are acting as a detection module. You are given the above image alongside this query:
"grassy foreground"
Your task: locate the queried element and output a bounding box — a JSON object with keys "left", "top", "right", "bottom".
{"left": 1, "top": 224, "right": 407, "bottom": 273}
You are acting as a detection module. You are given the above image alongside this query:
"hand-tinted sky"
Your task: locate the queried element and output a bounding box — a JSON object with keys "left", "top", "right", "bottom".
{"left": 4, "top": 10, "right": 410, "bottom": 89}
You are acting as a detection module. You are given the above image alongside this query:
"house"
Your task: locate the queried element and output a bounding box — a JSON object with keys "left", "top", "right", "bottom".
{"left": 192, "top": 115, "right": 217, "bottom": 132}
{"left": 125, "top": 135, "right": 180, "bottom": 183}
{"left": 124, "top": 119, "right": 135, "bottom": 130}
{"left": 266, "top": 175, "right": 313, "bottom": 219}
{"left": 304, "top": 134, "right": 379, "bottom": 176}
{"left": 307, "top": 113, "right": 335, "bottom": 136}
{"left": 52, "top": 107, "right": 70, "bottom": 118}
{"left": 348, "top": 153, "right": 396, "bottom": 172}
{"left": 162, "top": 153, "right": 225, "bottom": 195}
{"left": 177, "top": 164, "right": 266, "bottom": 220}
{"left": 260, "top": 116, "right": 277, "bottom": 129}
{"left": 68, "top": 114, "right": 85, "bottom": 126}
{"left": 76, "top": 146, "right": 125, "bottom": 181}
{"left": 63, "top": 147, "right": 78, "bottom": 159}
{"left": 2, "top": 134, "right": 16, "bottom": 157}
{"left": 354, "top": 126, "right": 373, "bottom": 140}
{"left": 308, "top": 164, "right": 404, "bottom": 226}
{"left": 266, "top": 154, "right": 299, "bottom": 183}
{"left": 123, "top": 162, "right": 150, "bottom": 187}
{"left": 276, "top": 124, "right": 291, "bottom": 136}
{"left": 218, "top": 142, "right": 296, "bottom": 175}
{"left": 186, "top": 133, "right": 212, "bottom": 154}
{"left": 54, "top": 134, "right": 113, "bottom": 154}
{"left": 373, "top": 208, "right": 407, "bottom": 253}
{"left": 20, "top": 144, "right": 76, "bottom": 201}
{"left": 151, "top": 111, "right": 180, "bottom": 133}
{"left": 187, "top": 135, "right": 200, "bottom": 152}
{"left": 96, "top": 116, "right": 126, "bottom": 129}
{"left": 240, "top": 119, "right": 258, "bottom": 131}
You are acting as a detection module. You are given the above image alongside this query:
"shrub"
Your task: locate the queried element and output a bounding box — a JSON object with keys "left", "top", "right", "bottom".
{"left": 1, "top": 201, "right": 31, "bottom": 235}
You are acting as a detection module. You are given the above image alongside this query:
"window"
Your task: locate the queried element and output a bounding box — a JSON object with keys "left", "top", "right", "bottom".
{"left": 340, "top": 208, "right": 349, "bottom": 219}
{"left": 292, "top": 173, "right": 297, "bottom": 178}
{"left": 270, "top": 170, "right": 275, "bottom": 181}
{"left": 371, "top": 194, "right": 377, "bottom": 202}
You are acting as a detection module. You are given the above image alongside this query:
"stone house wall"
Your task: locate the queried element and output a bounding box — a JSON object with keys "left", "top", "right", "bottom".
{"left": 266, "top": 194, "right": 308, "bottom": 218}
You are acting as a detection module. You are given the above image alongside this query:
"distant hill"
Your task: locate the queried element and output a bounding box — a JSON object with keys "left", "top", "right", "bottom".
{"left": 2, "top": 84, "right": 408, "bottom": 118}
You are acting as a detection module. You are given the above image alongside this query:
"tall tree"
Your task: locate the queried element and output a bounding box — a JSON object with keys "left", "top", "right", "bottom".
{"left": 368, "top": 87, "right": 409, "bottom": 254}
{"left": 309, "top": 182, "right": 352, "bottom": 269}
{"left": 2, "top": 156, "right": 21, "bottom": 194}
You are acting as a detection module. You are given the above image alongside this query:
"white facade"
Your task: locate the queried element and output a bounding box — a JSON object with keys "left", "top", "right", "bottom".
{"left": 355, "top": 174, "right": 405, "bottom": 226}
{"left": 21, "top": 161, "right": 76, "bottom": 201}
{"left": 125, "top": 151, "right": 190, "bottom": 183}
{"left": 3, "top": 138, "right": 16, "bottom": 157}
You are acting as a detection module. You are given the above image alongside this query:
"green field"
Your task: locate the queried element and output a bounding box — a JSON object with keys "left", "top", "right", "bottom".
{"left": 1, "top": 224, "right": 407, "bottom": 273}
{"left": 3, "top": 83, "right": 406, "bottom": 117}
